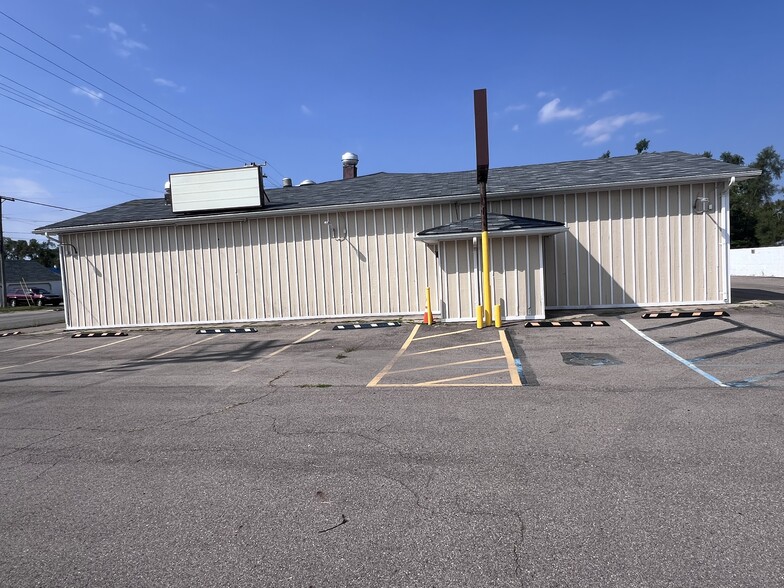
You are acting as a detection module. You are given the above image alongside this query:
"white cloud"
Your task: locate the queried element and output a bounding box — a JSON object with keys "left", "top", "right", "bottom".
{"left": 89, "top": 21, "right": 147, "bottom": 56}
{"left": 154, "top": 77, "right": 185, "bottom": 92}
{"left": 512, "top": 124, "right": 520, "bottom": 132}
{"left": 300, "top": 104, "right": 313, "bottom": 116}
{"left": 108, "top": 22, "right": 126, "bottom": 39}
{"left": 122, "top": 38, "right": 148, "bottom": 50}
{"left": 575, "top": 112, "right": 661, "bottom": 145}
{"left": 538, "top": 98, "right": 583, "bottom": 123}
{"left": 598, "top": 90, "right": 619, "bottom": 103}
{"left": 536, "top": 91, "right": 554, "bottom": 99}
{"left": 87, "top": 6, "right": 102, "bottom": 16}
{"left": 71, "top": 86, "right": 104, "bottom": 104}
{"left": 0, "top": 177, "right": 51, "bottom": 199}
{"left": 504, "top": 103, "right": 527, "bottom": 113}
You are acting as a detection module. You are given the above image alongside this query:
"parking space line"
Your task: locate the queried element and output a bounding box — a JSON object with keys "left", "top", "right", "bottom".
{"left": 416, "top": 368, "right": 512, "bottom": 386}
{"left": 367, "top": 325, "right": 420, "bottom": 387}
{"left": 147, "top": 334, "right": 222, "bottom": 359}
{"left": 499, "top": 330, "right": 523, "bottom": 386}
{"left": 413, "top": 328, "right": 472, "bottom": 341}
{"left": 387, "top": 355, "right": 506, "bottom": 375}
{"left": 231, "top": 329, "right": 321, "bottom": 373}
{"left": 2, "top": 337, "right": 66, "bottom": 352}
{"left": 620, "top": 319, "right": 728, "bottom": 388}
{"left": 265, "top": 329, "right": 321, "bottom": 358}
{"left": 0, "top": 335, "right": 143, "bottom": 372}
{"left": 408, "top": 340, "right": 499, "bottom": 356}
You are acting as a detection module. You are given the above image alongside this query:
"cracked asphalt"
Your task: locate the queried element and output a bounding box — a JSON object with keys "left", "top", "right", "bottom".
{"left": 1, "top": 277, "right": 783, "bottom": 587}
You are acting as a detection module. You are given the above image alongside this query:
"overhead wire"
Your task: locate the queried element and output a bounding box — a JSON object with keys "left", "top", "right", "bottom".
{"left": 0, "top": 145, "right": 156, "bottom": 199}
{"left": 0, "top": 8, "right": 272, "bottom": 166}
{"left": 0, "top": 10, "right": 286, "bottom": 191}
{"left": 0, "top": 87, "right": 214, "bottom": 170}
{"left": 0, "top": 40, "right": 284, "bottom": 187}
{"left": 0, "top": 41, "right": 232, "bottom": 167}
{"left": 5, "top": 196, "right": 87, "bottom": 214}
{"left": 0, "top": 75, "right": 214, "bottom": 170}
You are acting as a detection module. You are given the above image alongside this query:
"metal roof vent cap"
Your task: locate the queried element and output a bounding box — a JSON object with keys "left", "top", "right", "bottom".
{"left": 282, "top": 178, "right": 293, "bottom": 187}
{"left": 342, "top": 152, "right": 359, "bottom": 166}
{"left": 342, "top": 152, "right": 359, "bottom": 179}
{"left": 298, "top": 179, "right": 316, "bottom": 186}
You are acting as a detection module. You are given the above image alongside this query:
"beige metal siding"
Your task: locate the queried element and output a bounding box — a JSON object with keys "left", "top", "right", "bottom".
{"left": 58, "top": 180, "right": 728, "bottom": 328}
{"left": 499, "top": 182, "right": 727, "bottom": 309}
{"left": 60, "top": 206, "right": 445, "bottom": 329}
{"left": 439, "top": 235, "right": 545, "bottom": 321}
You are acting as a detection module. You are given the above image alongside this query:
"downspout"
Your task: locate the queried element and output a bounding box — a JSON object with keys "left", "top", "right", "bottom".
{"left": 721, "top": 177, "right": 735, "bottom": 303}
{"left": 45, "top": 233, "right": 75, "bottom": 328}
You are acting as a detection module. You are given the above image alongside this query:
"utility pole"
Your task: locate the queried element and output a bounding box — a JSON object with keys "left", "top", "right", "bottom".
{"left": 474, "top": 89, "right": 491, "bottom": 327}
{"left": 0, "top": 195, "right": 14, "bottom": 308}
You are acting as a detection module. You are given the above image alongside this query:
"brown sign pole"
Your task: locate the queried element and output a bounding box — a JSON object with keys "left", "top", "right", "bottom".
{"left": 474, "top": 89, "right": 491, "bottom": 327}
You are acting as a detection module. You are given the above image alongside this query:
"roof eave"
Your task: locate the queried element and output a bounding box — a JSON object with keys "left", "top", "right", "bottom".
{"left": 414, "top": 225, "right": 568, "bottom": 243}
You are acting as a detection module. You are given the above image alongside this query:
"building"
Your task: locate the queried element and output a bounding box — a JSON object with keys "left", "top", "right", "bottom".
{"left": 36, "top": 151, "right": 759, "bottom": 330}
{"left": 3, "top": 260, "right": 62, "bottom": 296}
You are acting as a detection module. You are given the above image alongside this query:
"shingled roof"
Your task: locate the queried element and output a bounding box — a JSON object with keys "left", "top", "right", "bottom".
{"left": 416, "top": 213, "right": 566, "bottom": 242}
{"left": 36, "top": 151, "right": 760, "bottom": 234}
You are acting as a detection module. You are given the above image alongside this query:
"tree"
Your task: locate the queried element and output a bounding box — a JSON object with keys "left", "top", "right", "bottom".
{"left": 701, "top": 151, "right": 713, "bottom": 159}
{"left": 1, "top": 237, "right": 59, "bottom": 267}
{"left": 722, "top": 147, "right": 784, "bottom": 248}
{"left": 635, "top": 138, "right": 650, "bottom": 154}
{"left": 599, "top": 150, "right": 611, "bottom": 159}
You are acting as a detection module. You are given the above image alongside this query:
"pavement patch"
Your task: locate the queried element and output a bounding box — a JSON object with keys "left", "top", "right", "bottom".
{"left": 561, "top": 352, "right": 622, "bottom": 367}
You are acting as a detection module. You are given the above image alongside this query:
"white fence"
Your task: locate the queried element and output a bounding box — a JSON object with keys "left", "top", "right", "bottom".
{"left": 730, "top": 246, "right": 784, "bottom": 277}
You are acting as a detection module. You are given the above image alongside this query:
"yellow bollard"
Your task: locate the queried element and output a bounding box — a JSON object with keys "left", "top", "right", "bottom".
{"left": 494, "top": 304, "right": 501, "bottom": 328}
{"left": 425, "top": 287, "right": 433, "bottom": 325}
{"left": 476, "top": 305, "right": 484, "bottom": 329}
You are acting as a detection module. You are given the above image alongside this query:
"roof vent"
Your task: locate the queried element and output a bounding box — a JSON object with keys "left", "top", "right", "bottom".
{"left": 342, "top": 152, "right": 359, "bottom": 180}
{"left": 298, "top": 179, "right": 316, "bottom": 186}
{"left": 282, "top": 178, "right": 293, "bottom": 187}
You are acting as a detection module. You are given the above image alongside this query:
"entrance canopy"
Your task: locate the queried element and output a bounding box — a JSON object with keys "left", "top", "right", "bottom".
{"left": 414, "top": 212, "right": 566, "bottom": 243}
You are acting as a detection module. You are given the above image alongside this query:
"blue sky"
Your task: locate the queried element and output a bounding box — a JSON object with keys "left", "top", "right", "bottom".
{"left": 1, "top": 1, "right": 782, "bottom": 242}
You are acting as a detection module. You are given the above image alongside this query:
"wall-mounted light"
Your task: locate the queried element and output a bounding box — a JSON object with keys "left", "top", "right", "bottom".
{"left": 693, "top": 196, "right": 713, "bottom": 214}
{"left": 323, "top": 219, "right": 346, "bottom": 241}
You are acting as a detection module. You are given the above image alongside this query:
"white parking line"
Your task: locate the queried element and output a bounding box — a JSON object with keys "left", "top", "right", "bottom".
{"left": 231, "top": 329, "right": 321, "bottom": 373}
{"left": 620, "top": 319, "right": 728, "bottom": 388}
{"left": 2, "top": 337, "right": 66, "bottom": 352}
{"left": 0, "top": 335, "right": 143, "bottom": 372}
{"left": 147, "top": 334, "right": 223, "bottom": 359}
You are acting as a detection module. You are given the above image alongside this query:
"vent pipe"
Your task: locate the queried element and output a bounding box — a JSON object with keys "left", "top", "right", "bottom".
{"left": 342, "top": 152, "right": 359, "bottom": 179}
{"left": 282, "top": 178, "right": 293, "bottom": 187}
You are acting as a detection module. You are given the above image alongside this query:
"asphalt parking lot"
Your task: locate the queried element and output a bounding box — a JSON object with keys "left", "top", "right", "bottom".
{"left": 1, "top": 277, "right": 783, "bottom": 586}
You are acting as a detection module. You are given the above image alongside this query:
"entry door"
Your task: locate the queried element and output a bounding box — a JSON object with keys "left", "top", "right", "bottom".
{"left": 438, "top": 240, "right": 478, "bottom": 321}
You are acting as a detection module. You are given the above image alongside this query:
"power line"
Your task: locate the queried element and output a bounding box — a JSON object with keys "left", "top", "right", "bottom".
{"left": 0, "top": 145, "right": 154, "bottom": 199}
{"left": 6, "top": 196, "right": 86, "bottom": 214}
{"left": 0, "top": 143, "right": 157, "bottom": 192}
{"left": 0, "top": 42, "right": 231, "bottom": 168}
{"left": 0, "top": 85, "right": 214, "bottom": 169}
{"left": 0, "top": 9, "right": 271, "bottom": 165}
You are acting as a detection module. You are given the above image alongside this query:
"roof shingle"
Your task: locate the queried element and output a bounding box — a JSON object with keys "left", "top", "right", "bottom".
{"left": 37, "top": 151, "right": 759, "bottom": 233}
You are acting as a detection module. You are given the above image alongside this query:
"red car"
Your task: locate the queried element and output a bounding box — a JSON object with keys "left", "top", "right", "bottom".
{"left": 5, "top": 287, "right": 63, "bottom": 307}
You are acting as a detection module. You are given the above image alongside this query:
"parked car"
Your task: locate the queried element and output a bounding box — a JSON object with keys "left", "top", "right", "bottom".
{"left": 5, "top": 287, "right": 63, "bottom": 307}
